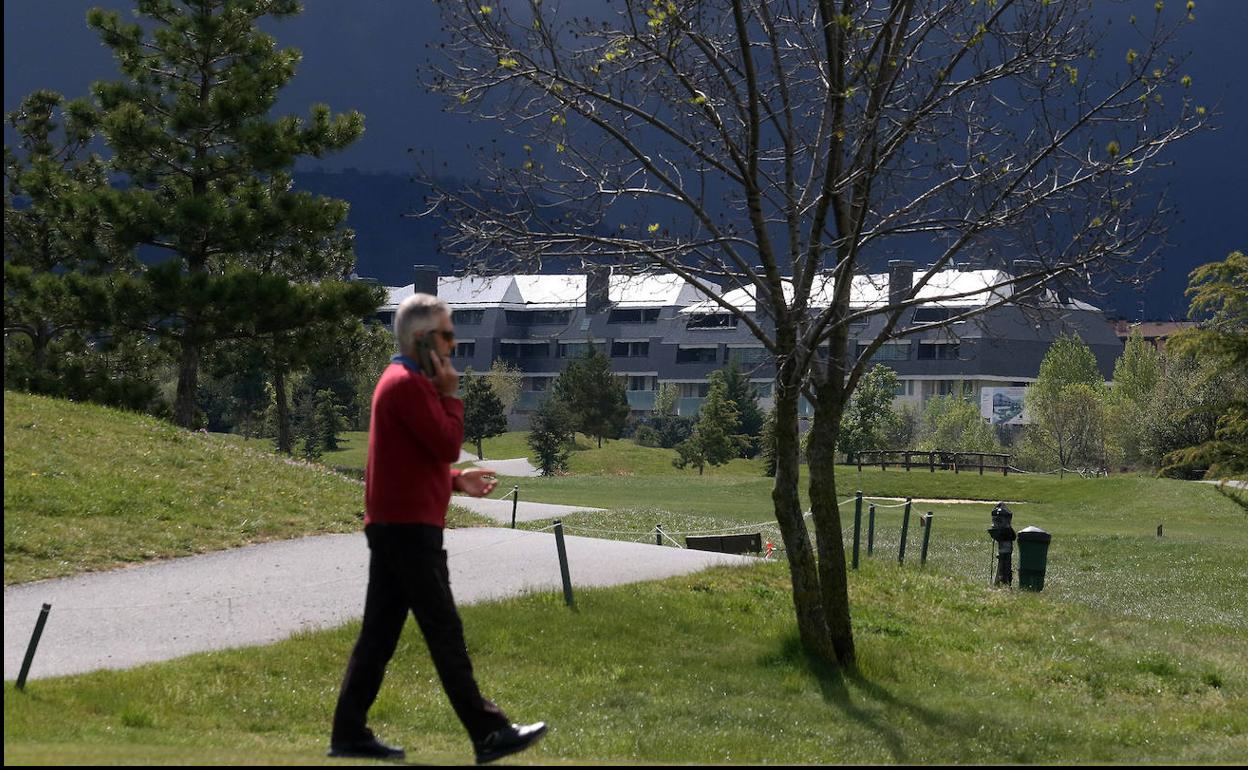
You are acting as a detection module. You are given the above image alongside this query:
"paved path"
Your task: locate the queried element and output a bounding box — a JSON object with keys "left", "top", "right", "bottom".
{"left": 452, "top": 494, "right": 604, "bottom": 523}
{"left": 472, "top": 457, "right": 542, "bottom": 477}
{"left": 3, "top": 528, "right": 751, "bottom": 682}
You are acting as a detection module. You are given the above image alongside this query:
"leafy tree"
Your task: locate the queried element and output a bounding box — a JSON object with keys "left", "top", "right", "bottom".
{"left": 1027, "top": 334, "right": 1108, "bottom": 472}
{"left": 720, "top": 361, "right": 766, "bottom": 458}
{"left": 527, "top": 395, "right": 575, "bottom": 476}
{"left": 462, "top": 368, "right": 509, "bottom": 460}
{"left": 653, "top": 383, "right": 679, "bottom": 419}
{"left": 86, "top": 0, "right": 365, "bottom": 427}
{"left": 1106, "top": 329, "right": 1162, "bottom": 466}
{"left": 838, "top": 365, "right": 905, "bottom": 458}
{"left": 553, "top": 346, "right": 629, "bottom": 448}
{"left": 674, "top": 371, "right": 744, "bottom": 474}
{"left": 424, "top": 0, "right": 1204, "bottom": 667}
{"left": 916, "top": 394, "right": 1000, "bottom": 454}
{"left": 484, "top": 359, "right": 523, "bottom": 416}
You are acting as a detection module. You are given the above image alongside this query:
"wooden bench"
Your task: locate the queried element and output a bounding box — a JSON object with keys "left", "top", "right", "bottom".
{"left": 685, "top": 533, "right": 762, "bottom": 554}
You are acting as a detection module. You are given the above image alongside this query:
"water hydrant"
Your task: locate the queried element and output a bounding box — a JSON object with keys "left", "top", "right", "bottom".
{"left": 987, "top": 502, "right": 1016, "bottom": 586}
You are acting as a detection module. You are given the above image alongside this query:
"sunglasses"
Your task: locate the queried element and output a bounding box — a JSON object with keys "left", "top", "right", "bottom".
{"left": 434, "top": 329, "right": 455, "bottom": 342}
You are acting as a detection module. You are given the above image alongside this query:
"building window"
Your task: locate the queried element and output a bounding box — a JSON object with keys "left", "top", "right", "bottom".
{"left": 679, "top": 382, "right": 710, "bottom": 398}
{"left": 505, "top": 309, "right": 571, "bottom": 325}
{"left": 452, "top": 341, "right": 476, "bottom": 359}
{"left": 500, "top": 342, "right": 550, "bottom": 360}
{"left": 611, "top": 340, "right": 649, "bottom": 357}
{"left": 858, "top": 342, "right": 910, "bottom": 362}
{"left": 754, "top": 381, "right": 774, "bottom": 398}
{"left": 627, "top": 375, "right": 657, "bottom": 391}
{"left": 687, "top": 313, "right": 738, "bottom": 329}
{"left": 676, "top": 346, "right": 719, "bottom": 363}
{"left": 728, "top": 347, "right": 768, "bottom": 366}
{"left": 557, "top": 341, "right": 604, "bottom": 358}
{"left": 912, "top": 306, "right": 955, "bottom": 323}
{"left": 608, "top": 308, "right": 660, "bottom": 324}
{"left": 454, "top": 309, "right": 485, "bottom": 325}
{"left": 917, "top": 342, "right": 960, "bottom": 360}
{"left": 892, "top": 380, "right": 907, "bottom": 397}
{"left": 522, "top": 376, "right": 554, "bottom": 392}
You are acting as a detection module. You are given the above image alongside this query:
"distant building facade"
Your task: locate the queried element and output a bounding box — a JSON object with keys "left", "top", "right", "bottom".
{"left": 1110, "top": 320, "right": 1197, "bottom": 352}
{"left": 369, "top": 263, "right": 1123, "bottom": 423}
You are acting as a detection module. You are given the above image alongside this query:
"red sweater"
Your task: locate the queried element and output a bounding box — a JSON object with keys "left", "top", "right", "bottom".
{"left": 364, "top": 362, "right": 463, "bottom": 527}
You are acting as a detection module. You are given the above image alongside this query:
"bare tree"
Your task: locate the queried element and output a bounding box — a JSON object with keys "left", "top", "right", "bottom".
{"left": 418, "top": 0, "right": 1204, "bottom": 667}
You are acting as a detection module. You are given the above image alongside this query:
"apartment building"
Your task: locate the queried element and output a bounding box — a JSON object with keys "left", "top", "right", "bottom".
{"left": 373, "top": 262, "right": 1123, "bottom": 423}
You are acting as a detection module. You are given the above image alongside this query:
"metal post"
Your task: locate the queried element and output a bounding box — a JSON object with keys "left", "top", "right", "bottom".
{"left": 929, "top": 452, "right": 935, "bottom": 472}
{"left": 898, "top": 499, "right": 912, "bottom": 564}
{"left": 980, "top": 453, "right": 985, "bottom": 476}
{"left": 656, "top": 524, "right": 663, "bottom": 546}
{"left": 1157, "top": 523, "right": 1163, "bottom": 538}
{"left": 867, "top": 504, "right": 877, "bottom": 556}
{"left": 510, "top": 485, "right": 519, "bottom": 529}
{"left": 921, "top": 512, "right": 934, "bottom": 566}
{"left": 16, "top": 603, "right": 52, "bottom": 691}
{"left": 553, "top": 521, "right": 575, "bottom": 609}
{"left": 852, "top": 491, "right": 863, "bottom": 569}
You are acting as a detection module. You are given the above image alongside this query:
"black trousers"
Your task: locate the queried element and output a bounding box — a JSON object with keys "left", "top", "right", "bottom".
{"left": 331, "top": 523, "right": 509, "bottom": 745}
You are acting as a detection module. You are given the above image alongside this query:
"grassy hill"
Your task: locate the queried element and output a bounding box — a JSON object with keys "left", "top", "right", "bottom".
{"left": 3, "top": 392, "right": 488, "bottom": 585}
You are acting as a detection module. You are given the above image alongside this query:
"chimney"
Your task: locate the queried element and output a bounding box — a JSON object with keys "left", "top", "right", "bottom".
{"left": 412, "top": 264, "right": 439, "bottom": 297}
{"left": 1011, "top": 259, "right": 1043, "bottom": 299}
{"left": 586, "top": 266, "right": 610, "bottom": 315}
{"left": 888, "top": 260, "right": 915, "bottom": 306}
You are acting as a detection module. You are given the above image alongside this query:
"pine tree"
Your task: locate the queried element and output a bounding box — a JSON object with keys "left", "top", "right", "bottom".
{"left": 720, "top": 361, "right": 765, "bottom": 457}
{"left": 462, "top": 369, "right": 508, "bottom": 460}
{"left": 527, "top": 395, "right": 574, "bottom": 476}
{"left": 86, "top": 0, "right": 365, "bottom": 427}
{"left": 674, "top": 371, "right": 743, "bottom": 474}
{"left": 553, "top": 346, "right": 629, "bottom": 448}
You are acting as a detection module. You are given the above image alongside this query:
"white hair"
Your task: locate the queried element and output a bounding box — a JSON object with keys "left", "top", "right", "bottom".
{"left": 394, "top": 293, "right": 450, "bottom": 354}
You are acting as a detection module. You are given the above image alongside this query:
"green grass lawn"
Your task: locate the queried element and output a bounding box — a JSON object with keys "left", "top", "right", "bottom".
{"left": 5, "top": 559, "right": 1245, "bottom": 764}
{"left": 5, "top": 392, "right": 1246, "bottom": 763}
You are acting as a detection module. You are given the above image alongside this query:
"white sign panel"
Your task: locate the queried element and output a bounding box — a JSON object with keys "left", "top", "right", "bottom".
{"left": 981, "top": 387, "right": 1029, "bottom": 425}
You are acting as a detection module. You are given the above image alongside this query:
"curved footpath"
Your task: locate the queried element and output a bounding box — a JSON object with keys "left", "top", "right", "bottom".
{"left": 3, "top": 526, "right": 751, "bottom": 682}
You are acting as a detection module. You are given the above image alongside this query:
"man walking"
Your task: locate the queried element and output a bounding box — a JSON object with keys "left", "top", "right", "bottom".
{"left": 329, "top": 293, "right": 547, "bottom": 764}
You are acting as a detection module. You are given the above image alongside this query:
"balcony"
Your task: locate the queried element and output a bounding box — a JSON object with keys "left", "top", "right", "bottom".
{"left": 626, "top": 391, "right": 657, "bottom": 411}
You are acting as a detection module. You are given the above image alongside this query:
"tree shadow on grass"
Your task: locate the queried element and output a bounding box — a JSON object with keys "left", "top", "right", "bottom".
{"left": 766, "top": 634, "right": 1017, "bottom": 764}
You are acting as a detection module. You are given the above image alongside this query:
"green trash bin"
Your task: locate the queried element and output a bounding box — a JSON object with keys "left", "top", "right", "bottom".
{"left": 1017, "top": 526, "right": 1052, "bottom": 591}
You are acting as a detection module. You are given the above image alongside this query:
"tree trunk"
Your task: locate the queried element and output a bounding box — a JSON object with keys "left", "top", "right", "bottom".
{"left": 807, "top": 379, "right": 857, "bottom": 669}
{"left": 274, "top": 366, "right": 292, "bottom": 454}
{"left": 772, "top": 366, "right": 835, "bottom": 663}
{"left": 173, "top": 331, "right": 200, "bottom": 428}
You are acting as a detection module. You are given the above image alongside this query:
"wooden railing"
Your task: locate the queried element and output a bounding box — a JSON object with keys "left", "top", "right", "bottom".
{"left": 846, "top": 449, "right": 1013, "bottom": 476}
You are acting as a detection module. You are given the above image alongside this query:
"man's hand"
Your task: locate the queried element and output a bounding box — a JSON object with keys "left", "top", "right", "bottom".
{"left": 429, "top": 349, "right": 460, "bottom": 397}
{"left": 456, "top": 467, "right": 498, "bottom": 498}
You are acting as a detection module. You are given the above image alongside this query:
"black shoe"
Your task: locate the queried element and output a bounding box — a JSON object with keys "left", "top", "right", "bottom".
{"left": 474, "top": 722, "right": 548, "bottom": 765}
{"left": 328, "top": 732, "right": 406, "bottom": 760}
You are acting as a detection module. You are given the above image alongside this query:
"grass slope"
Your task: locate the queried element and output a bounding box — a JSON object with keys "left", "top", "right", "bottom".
{"left": 3, "top": 392, "right": 488, "bottom": 585}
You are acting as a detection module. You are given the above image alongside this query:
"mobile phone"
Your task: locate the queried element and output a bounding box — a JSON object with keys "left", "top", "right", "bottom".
{"left": 415, "top": 333, "right": 437, "bottom": 377}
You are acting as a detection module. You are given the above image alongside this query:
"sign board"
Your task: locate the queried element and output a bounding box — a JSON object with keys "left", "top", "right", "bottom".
{"left": 981, "top": 387, "right": 1029, "bottom": 425}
